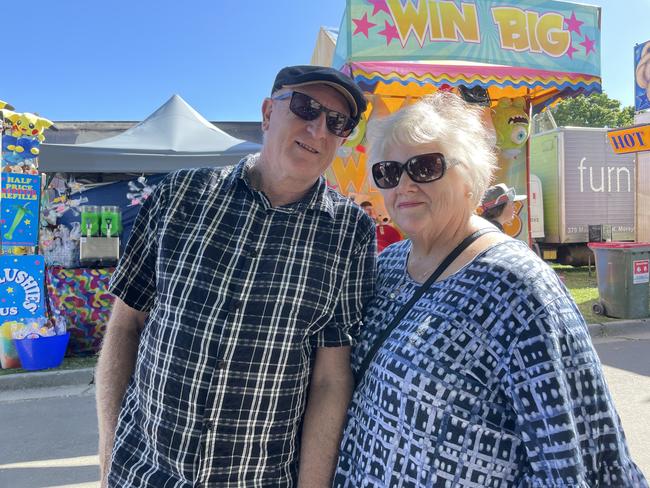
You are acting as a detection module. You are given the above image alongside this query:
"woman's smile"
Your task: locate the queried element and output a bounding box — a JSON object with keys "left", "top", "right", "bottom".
{"left": 396, "top": 200, "right": 425, "bottom": 209}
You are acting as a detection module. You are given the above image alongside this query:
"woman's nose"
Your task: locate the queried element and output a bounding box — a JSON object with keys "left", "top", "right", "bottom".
{"left": 395, "top": 169, "right": 419, "bottom": 192}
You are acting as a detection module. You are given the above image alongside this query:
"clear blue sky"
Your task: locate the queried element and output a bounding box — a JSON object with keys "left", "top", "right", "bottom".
{"left": 2, "top": 0, "right": 648, "bottom": 122}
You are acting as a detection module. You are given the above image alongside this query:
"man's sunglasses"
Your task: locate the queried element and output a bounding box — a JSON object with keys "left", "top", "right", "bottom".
{"left": 272, "top": 91, "right": 357, "bottom": 138}
{"left": 371, "top": 153, "right": 457, "bottom": 189}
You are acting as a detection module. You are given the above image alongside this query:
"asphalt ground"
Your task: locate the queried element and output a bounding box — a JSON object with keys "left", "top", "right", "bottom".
{"left": 0, "top": 318, "right": 648, "bottom": 486}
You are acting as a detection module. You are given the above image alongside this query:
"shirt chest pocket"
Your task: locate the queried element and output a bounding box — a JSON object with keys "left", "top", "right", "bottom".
{"left": 249, "top": 235, "right": 345, "bottom": 334}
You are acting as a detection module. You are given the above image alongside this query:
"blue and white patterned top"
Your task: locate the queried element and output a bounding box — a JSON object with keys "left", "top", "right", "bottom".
{"left": 334, "top": 239, "right": 647, "bottom": 488}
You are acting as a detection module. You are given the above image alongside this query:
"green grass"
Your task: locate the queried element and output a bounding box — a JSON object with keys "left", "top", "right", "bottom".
{"left": 0, "top": 355, "right": 98, "bottom": 376}
{"left": 550, "top": 264, "right": 615, "bottom": 324}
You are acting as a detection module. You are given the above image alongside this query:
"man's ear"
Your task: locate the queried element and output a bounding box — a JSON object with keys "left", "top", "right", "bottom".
{"left": 261, "top": 98, "right": 273, "bottom": 131}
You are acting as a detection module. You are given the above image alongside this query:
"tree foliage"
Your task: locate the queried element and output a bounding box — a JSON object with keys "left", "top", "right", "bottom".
{"left": 550, "top": 93, "right": 634, "bottom": 128}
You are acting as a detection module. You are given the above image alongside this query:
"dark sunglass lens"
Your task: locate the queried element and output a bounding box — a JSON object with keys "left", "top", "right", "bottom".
{"left": 372, "top": 162, "right": 402, "bottom": 189}
{"left": 290, "top": 92, "right": 355, "bottom": 137}
{"left": 408, "top": 154, "right": 445, "bottom": 182}
{"left": 290, "top": 93, "right": 320, "bottom": 121}
{"left": 326, "top": 113, "right": 352, "bottom": 137}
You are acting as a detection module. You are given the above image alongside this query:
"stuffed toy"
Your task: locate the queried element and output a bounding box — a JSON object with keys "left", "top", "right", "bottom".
{"left": 491, "top": 97, "right": 530, "bottom": 160}
{"left": 127, "top": 176, "right": 157, "bottom": 206}
{"left": 3, "top": 111, "right": 55, "bottom": 156}
{"left": 42, "top": 193, "right": 88, "bottom": 226}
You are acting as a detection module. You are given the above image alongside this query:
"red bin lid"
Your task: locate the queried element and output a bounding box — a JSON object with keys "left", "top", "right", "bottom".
{"left": 588, "top": 242, "right": 650, "bottom": 249}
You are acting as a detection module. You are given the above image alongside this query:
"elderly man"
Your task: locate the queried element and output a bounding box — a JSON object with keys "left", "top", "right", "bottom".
{"left": 96, "top": 65, "right": 376, "bottom": 487}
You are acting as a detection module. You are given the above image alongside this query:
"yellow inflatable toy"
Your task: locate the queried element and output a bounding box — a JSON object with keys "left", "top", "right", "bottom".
{"left": 491, "top": 97, "right": 530, "bottom": 160}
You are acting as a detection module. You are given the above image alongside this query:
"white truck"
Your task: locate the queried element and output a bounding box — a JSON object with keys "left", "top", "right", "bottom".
{"left": 530, "top": 127, "right": 636, "bottom": 265}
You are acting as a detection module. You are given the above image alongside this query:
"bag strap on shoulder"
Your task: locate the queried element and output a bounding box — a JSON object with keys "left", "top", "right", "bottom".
{"left": 354, "top": 228, "right": 498, "bottom": 384}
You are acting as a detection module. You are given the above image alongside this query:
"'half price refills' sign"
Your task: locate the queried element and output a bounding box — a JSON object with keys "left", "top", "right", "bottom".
{"left": 1, "top": 172, "right": 41, "bottom": 247}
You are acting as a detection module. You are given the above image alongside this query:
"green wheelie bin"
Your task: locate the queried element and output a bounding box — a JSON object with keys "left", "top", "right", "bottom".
{"left": 588, "top": 242, "right": 650, "bottom": 319}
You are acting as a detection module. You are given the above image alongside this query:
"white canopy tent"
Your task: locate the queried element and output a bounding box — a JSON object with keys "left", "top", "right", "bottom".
{"left": 39, "top": 94, "right": 261, "bottom": 173}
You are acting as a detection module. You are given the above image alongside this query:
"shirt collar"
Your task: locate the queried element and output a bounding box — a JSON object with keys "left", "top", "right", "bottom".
{"left": 227, "top": 153, "right": 335, "bottom": 218}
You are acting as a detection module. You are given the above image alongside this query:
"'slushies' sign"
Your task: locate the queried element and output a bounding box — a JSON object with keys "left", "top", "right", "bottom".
{"left": 0, "top": 255, "right": 45, "bottom": 320}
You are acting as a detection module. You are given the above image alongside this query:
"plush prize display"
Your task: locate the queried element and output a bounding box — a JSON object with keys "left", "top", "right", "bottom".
{"left": 491, "top": 97, "right": 531, "bottom": 160}
{"left": 2, "top": 110, "right": 55, "bottom": 156}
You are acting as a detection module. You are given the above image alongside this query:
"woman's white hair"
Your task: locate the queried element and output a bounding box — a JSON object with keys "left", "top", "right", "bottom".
{"left": 367, "top": 92, "right": 497, "bottom": 207}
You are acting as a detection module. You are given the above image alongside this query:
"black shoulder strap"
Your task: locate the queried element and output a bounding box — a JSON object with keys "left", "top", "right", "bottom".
{"left": 354, "top": 228, "right": 497, "bottom": 384}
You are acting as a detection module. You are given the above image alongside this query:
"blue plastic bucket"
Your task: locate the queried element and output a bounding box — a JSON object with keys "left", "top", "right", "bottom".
{"left": 14, "top": 333, "right": 70, "bottom": 371}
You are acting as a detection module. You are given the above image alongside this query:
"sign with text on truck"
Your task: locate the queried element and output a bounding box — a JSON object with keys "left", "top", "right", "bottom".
{"left": 530, "top": 127, "right": 636, "bottom": 265}
{"left": 607, "top": 124, "right": 650, "bottom": 154}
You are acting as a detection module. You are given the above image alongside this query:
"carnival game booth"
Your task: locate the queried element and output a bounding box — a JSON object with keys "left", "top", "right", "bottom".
{"left": 314, "top": 0, "right": 602, "bottom": 249}
{"left": 36, "top": 95, "right": 260, "bottom": 355}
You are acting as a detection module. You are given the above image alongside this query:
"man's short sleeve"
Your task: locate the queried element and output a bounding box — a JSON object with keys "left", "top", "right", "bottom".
{"left": 108, "top": 178, "right": 167, "bottom": 312}
{"left": 312, "top": 220, "right": 377, "bottom": 348}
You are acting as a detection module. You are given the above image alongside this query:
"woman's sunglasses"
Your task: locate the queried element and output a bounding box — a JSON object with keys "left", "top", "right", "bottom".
{"left": 272, "top": 91, "right": 357, "bottom": 138}
{"left": 371, "top": 153, "right": 456, "bottom": 189}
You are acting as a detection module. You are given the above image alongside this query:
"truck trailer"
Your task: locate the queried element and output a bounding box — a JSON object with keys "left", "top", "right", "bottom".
{"left": 530, "top": 127, "right": 636, "bottom": 265}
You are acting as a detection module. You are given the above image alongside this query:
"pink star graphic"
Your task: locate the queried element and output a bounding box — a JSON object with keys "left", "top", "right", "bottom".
{"left": 565, "top": 44, "right": 578, "bottom": 60}
{"left": 579, "top": 35, "right": 596, "bottom": 55}
{"left": 367, "top": 0, "right": 390, "bottom": 16}
{"left": 564, "top": 12, "right": 584, "bottom": 35}
{"left": 378, "top": 20, "right": 400, "bottom": 46}
{"left": 353, "top": 13, "right": 376, "bottom": 38}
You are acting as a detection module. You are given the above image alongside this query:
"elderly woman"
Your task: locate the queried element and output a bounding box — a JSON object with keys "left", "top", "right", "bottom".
{"left": 334, "top": 93, "right": 647, "bottom": 487}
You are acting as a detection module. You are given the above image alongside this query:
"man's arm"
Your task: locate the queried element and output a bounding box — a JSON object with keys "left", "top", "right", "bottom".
{"left": 95, "top": 298, "right": 148, "bottom": 486}
{"left": 298, "top": 346, "right": 354, "bottom": 487}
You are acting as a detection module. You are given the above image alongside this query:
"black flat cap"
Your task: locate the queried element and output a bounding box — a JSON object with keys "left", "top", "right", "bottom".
{"left": 272, "top": 65, "right": 367, "bottom": 121}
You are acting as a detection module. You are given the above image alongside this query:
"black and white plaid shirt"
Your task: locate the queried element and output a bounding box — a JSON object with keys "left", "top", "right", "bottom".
{"left": 107, "top": 155, "right": 376, "bottom": 487}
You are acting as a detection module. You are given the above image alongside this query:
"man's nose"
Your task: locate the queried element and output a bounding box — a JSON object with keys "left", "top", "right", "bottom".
{"left": 305, "top": 112, "right": 329, "bottom": 138}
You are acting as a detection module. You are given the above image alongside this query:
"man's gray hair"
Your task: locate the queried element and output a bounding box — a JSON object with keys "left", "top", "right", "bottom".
{"left": 366, "top": 92, "right": 497, "bottom": 207}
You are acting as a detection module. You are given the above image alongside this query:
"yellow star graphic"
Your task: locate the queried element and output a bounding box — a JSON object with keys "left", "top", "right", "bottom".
{"left": 6, "top": 287, "right": 14, "bottom": 293}
{"left": 24, "top": 219, "right": 31, "bottom": 225}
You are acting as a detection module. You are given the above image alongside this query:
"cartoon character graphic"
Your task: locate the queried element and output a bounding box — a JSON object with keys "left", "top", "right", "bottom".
{"left": 635, "top": 42, "right": 650, "bottom": 107}
{"left": 491, "top": 97, "right": 531, "bottom": 160}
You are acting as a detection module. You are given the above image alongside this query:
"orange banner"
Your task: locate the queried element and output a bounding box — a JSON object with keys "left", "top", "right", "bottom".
{"left": 608, "top": 124, "right": 650, "bottom": 154}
